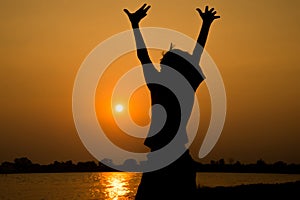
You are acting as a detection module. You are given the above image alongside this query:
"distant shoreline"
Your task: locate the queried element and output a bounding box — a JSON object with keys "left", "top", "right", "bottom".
{"left": 1, "top": 157, "right": 300, "bottom": 174}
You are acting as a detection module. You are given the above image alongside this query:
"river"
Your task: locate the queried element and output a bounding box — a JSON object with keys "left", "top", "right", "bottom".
{"left": 0, "top": 172, "right": 299, "bottom": 199}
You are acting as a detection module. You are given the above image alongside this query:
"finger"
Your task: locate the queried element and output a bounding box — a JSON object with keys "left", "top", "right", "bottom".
{"left": 214, "top": 15, "right": 221, "bottom": 19}
{"left": 140, "top": 3, "right": 147, "bottom": 10}
{"left": 196, "top": 8, "right": 203, "bottom": 15}
{"left": 209, "top": 7, "right": 215, "bottom": 12}
{"left": 144, "top": 5, "right": 151, "bottom": 12}
{"left": 205, "top": 6, "right": 209, "bottom": 12}
{"left": 123, "top": 9, "right": 131, "bottom": 16}
{"left": 212, "top": 11, "right": 217, "bottom": 15}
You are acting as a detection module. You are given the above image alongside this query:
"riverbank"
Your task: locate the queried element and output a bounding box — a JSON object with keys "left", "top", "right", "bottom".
{"left": 197, "top": 180, "right": 300, "bottom": 199}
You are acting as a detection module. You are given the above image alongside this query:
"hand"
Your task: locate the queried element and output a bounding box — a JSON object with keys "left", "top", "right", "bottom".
{"left": 124, "top": 3, "right": 151, "bottom": 25}
{"left": 196, "top": 6, "right": 220, "bottom": 24}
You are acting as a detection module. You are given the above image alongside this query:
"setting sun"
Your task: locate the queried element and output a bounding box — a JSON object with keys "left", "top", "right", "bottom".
{"left": 115, "top": 104, "right": 124, "bottom": 113}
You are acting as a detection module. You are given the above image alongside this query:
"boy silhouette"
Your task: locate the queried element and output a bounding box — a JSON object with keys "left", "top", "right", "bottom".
{"left": 124, "top": 3, "right": 220, "bottom": 199}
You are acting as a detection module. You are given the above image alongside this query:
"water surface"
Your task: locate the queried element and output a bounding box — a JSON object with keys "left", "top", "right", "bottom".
{"left": 0, "top": 172, "right": 299, "bottom": 200}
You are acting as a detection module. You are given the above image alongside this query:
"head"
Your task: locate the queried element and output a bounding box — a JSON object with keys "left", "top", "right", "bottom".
{"left": 160, "top": 48, "right": 204, "bottom": 91}
{"left": 160, "top": 48, "right": 197, "bottom": 75}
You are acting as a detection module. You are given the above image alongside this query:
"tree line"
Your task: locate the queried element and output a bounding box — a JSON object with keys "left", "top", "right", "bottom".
{"left": 0, "top": 157, "right": 299, "bottom": 174}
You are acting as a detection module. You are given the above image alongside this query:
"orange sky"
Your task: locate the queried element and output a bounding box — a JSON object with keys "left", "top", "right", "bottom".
{"left": 0, "top": 0, "right": 299, "bottom": 164}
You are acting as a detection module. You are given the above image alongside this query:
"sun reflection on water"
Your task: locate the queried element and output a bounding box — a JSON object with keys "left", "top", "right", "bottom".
{"left": 89, "top": 172, "right": 141, "bottom": 200}
{"left": 106, "top": 175, "right": 128, "bottom": 199}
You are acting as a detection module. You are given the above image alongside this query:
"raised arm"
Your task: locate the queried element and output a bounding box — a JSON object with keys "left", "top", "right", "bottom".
{"left": 192, "top": 6, "right": 220, "bottom": 64}
{"left": 124, "top": 4, "right": 152, "bottom": 65}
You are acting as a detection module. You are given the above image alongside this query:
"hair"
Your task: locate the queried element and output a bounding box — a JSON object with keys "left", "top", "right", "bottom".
{"left": 160, "top": 48, "right": 199, "bottom": 72}
{"left": 160, "top": 48, "right": 203, "bottom": 90}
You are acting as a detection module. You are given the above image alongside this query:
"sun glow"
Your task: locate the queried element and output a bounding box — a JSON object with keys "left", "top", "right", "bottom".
{"left": 115, "top": 104, "right": 124, "bottom": 113}
{"left": 103, "top": 172, "right": 132, "bottom": 200}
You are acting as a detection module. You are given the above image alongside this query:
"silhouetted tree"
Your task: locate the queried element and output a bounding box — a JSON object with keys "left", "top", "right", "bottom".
{"left": 218, "top": 159, "right": 225, "bottom": 165}
{"left": 0, "top": 161, "right": 16, "bottom": 173}
{"left": 256, "top": 159, "right": 266, "bottom": 166}
{"left": 1, "top": 157, "right": 299, "bottom": 174}
{"left": 14, "top": 157, "right": 33, "bottom": 172}
{"left": 77, "top": 161, "right": 97, "bottom": 172}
